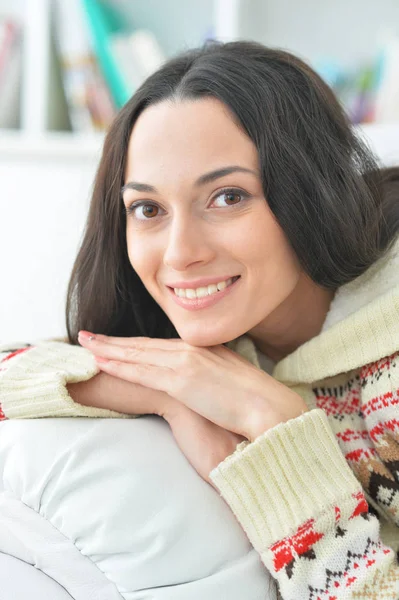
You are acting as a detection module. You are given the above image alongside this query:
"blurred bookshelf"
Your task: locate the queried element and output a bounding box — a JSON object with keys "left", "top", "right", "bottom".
{"left": 0, "top": 0, "right": 222, "bottom": 156}
{"left": 0, "top": 0, "right": 399, "bottom": 159}
{"left": 1, "top": 0, "right": 399, "bottom": 344}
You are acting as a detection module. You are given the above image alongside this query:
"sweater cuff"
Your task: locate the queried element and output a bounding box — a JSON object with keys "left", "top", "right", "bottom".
{"left": 209, "top": 408, "right": 361, "bottom": 551}
{"left": 1, "top": 341, "right": 130, "bottom": 419}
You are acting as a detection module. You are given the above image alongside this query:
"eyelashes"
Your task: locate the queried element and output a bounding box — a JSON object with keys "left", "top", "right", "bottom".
{"left": 124, "top": 187, "right": 251, "bottom": 222}
{"left": 125, "top": 202, "right": 159, "bottom": 219}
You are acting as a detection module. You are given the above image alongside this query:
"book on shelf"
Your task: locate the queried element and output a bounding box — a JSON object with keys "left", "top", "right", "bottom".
{"left": 0, "top": 17, "right": 22, "bottom": 129}
{"left": 80, "top": 0, "right": 166, "bottom": 107}
{"left": 53, "top": 0, "right": 166, "bottom": 132}
{"left": 53, "top": 0, "right": 116, "bottom": 133}
{"left": 107, "top": 29, "right": 166, "bottom": 100}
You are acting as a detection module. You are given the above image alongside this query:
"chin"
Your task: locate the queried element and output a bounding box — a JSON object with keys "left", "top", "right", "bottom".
{"left": 174, "top": 323, "right": 243, "bottom": 348}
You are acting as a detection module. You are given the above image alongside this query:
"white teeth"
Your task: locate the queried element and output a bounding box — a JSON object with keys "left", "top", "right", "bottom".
{"left": 173, "top": 277, "right": 237, "bottom": 299}
{"left": 196, "top": 287, "right": 208, "bottom": 298}
{"left": 207, "top": 284, "right": 218, "bottom": 294}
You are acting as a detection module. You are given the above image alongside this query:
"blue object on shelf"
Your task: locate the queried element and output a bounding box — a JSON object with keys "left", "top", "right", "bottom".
{"left": 312, "top": 59, "right": 344, "bottom": 88}
{"left": 81, "top": 0, "right": 131, "bottom": 109}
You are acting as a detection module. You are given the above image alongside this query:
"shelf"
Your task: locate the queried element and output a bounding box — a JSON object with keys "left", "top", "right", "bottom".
{"left": 357, "top": 121, "right": 399, "bottom": 137}
{"left": 0, "top": 130, "right": 105, "bottom": 160}
{"left": 0, "top": 122, "right": 398, "bottom": 164}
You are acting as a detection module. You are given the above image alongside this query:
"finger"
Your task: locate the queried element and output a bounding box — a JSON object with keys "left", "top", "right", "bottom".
{"left": 95, "top": 358, "right": 175, "bottom": 394}
{"left": 96, "top": 335, "right": 184, "bottom": 348}
{"left": 87, "top": 339, "right": 171, "bottom": 365}
{"left": 95, "top": 357, "right": 225, "bottom": 425}
{"left": 79, "top": 331, "right": 184, "bottom": 351}
{"left": 210, "top": 344, "right": 255, "bottom": 367}
{"left": 93, "top": 334, "right": 151, "bottom": 345}
{"left": 86, "top": 338, "right": 198, "bottom": 374}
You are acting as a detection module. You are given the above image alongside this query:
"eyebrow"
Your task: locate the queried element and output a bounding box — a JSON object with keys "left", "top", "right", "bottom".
{"left": 121, "top": 166, "right": 259, "bottom": 196}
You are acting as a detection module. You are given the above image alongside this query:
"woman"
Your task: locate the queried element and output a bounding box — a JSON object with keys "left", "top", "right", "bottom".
{"left": 1, "top": 40, "right": 399, "bottom": 598}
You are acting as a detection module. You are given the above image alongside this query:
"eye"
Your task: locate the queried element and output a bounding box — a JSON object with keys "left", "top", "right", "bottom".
{"left": 125, "top": 202, "right": 161, "bottom": 220}
{"left": 211, "top": 188, "right": 250, "bottom": 208}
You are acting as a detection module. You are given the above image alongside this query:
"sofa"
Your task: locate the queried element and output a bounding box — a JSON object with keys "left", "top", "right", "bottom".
{"left": 0, "top": 414, "right": 276, "bottom": 599}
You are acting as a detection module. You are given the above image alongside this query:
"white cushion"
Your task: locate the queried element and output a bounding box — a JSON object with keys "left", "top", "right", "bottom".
{"left": 0, "top": 416, "right": 275, "bottom": 599}
{"left": 0, "top": 552, "right": 73, "bottom": 600}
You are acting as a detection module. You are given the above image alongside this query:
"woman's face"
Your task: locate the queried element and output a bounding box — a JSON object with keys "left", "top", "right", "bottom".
{"left": 123, "top": 98, "right": 301, "bottom": 346}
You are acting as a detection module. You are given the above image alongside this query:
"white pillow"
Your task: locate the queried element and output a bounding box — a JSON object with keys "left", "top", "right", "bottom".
{"left": 0, "top": 416, "right": 275, "bottom": 599}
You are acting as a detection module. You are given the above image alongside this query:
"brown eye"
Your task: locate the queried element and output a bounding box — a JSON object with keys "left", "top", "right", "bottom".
{"left": 142, "top": 204, "right": 159, "bottom": 218}
{"left": 212, "top": 188, "right": 249, "bottom": 208}
{"left": 125, "top": 202, "right": 162, "bottom": 220}
{"left": 224, "top": 192, "right": 241, "bottom": 205}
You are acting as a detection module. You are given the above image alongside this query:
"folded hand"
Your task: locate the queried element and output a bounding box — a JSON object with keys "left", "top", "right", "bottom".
{"left": 78, "top": 331, "right": 307, "bottom": 442}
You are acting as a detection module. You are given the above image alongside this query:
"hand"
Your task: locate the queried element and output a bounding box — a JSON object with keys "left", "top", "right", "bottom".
{"left": 67, "top": 370, "right": 174, "bottom": 417}
{"left": 78, "top": 331, "right": 308, "bottom": 441}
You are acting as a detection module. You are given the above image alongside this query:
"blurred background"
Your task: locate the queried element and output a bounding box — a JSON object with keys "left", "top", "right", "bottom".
{"left": 1, "top": 0, "right": 399, "bottom": 342}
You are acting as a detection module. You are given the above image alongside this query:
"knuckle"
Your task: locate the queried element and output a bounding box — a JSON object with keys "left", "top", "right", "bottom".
{"left": 123, "top": 345, "right": 143, "bottom": 361}
{"left": 183, "top": 361, "right": 199, "bottom": 379}
{"left": 181, "top": 346, "right": 207, "bottom": 373}
{"left": 106, "top": 360, "right": 118, "bottom": 369}
{"left": 170, "top": 374, "right": 188, "bottom": 394}
{"left": 181, "top": 341, "right": 194, "bottom": 350}
{"left": 180, "top": 349, "right": 198, "bottom": 369}
{"left": 136, "top": 363, "right": 151, "bottom": 374}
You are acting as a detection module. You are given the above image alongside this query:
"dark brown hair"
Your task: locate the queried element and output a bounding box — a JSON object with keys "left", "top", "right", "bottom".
{"left": 66, "top": 40, "right": 399, "bottom": 345}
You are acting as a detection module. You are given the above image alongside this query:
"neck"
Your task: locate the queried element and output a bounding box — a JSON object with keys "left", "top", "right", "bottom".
{"left": 248, "top": 273, "right": 336, "bottom": 363}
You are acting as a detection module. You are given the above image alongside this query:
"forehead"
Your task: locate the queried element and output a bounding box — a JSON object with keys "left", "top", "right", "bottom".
{"left": 125, "top": 98, "right": 259, "bottom": 182}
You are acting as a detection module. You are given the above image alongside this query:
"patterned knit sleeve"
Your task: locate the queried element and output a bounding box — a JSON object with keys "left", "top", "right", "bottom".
{"left": 0, "top": 340, "right": 130, "bottom": 419}
{"left": 209, "top": 404, "right": 399, "bottom": 599}
{"left": 355, "top": 351, "right": 399, "bottom": 527}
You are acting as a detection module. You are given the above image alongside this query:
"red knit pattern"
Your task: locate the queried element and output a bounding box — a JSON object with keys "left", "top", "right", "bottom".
{"left": 0, "top": 347, "right": 31, "bottom": 364}
{"left": 268, "top": 491, "right": 395, "bottom": 599}
{"left": 270, "top": 518, "right": 324, "bottom": 573}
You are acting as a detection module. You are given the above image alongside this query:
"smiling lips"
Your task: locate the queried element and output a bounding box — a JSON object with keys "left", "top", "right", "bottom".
{"left": 167, "top": 276, "right": 241, "bottom": 311}
{"left": 173, "top": 276, "right": 239, "bottom": 299}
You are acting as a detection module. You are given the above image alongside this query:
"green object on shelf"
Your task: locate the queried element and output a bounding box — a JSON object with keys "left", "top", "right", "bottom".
{"left": 80, "top": 0, "right": 130, "bottom": 109}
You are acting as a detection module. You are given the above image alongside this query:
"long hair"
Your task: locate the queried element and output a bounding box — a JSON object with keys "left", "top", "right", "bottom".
{"left": 66, "top": 40, "right": 399, "bottom": 345}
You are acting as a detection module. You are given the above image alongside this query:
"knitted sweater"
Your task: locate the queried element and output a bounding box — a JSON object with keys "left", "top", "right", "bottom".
{"left": 1, "top": 237, "right": 399, "bottom": 599}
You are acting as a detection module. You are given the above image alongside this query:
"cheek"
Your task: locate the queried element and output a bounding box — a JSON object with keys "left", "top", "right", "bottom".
{"left": 126, "top": 235, "right": 159, "bottom": 285}
{"left": 243, "top": 212, "right": 301, "bottom": 282}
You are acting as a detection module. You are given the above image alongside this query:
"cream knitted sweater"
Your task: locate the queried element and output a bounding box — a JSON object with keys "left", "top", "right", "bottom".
{"left": 1, "top": 236, "right": 399, "bottom": 599}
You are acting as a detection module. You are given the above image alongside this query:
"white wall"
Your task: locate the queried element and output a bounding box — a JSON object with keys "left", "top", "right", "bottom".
{"left": 246, "top": 0, "right": 399, "bottom": 69}
{"left": 0, "top": 136, "right": 101, "bottom": 344}
{"left": 0, "top": 124, "right": 398, "bottom": 345}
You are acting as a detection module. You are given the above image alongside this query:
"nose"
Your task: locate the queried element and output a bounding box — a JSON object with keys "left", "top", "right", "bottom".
{"left": 163, "top": 216, "right": 213, "bottom": 271}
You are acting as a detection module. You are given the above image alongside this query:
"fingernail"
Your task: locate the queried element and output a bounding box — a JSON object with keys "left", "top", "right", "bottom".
{"left": 79, "top": 331, "right": 96, "bottom": 341}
